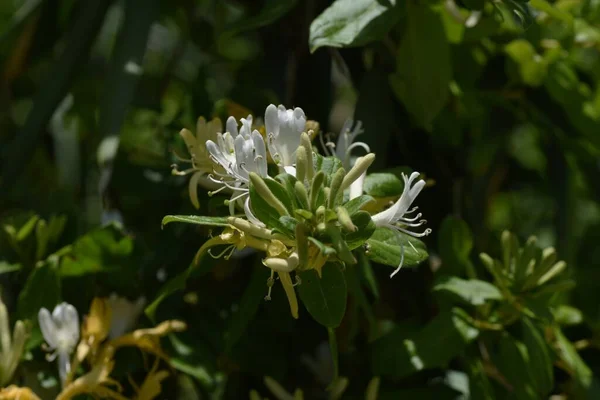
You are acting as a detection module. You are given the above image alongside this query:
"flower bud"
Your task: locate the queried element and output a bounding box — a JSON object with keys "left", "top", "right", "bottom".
{"left": 249, "top": 172, "right": 289, "bottom": 217}
{"left": 295, "top": 181, "right": 310, "bottom": 210}
{"left": 295, "top": 146, "right": 308, "bottom": 183}
{"left": 336, "top": 206, "right": 357, "bottom": 232}
{"left": 310, "top": 171, "right": 325, "bottom": 211}
{"left": 300, "top": 132, "right": 314, "bottom": 180}
{"left": 328, "top": 167, "right": 346, "bottom": 208}
{"left": 340, "top": 153, "right": 375, "bottom": 193}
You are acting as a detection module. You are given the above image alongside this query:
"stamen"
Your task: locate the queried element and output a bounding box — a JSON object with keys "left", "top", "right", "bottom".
{"left": 265, "top": 270, "right": 275, "bottom": 301}
{"left": 400, "top": 213, "right": 423, "bottom": 223}
{"left": 208, "top": 245, "right": 235, "bottom": 259}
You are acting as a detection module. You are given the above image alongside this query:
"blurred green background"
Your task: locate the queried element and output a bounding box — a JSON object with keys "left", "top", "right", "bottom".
{"left": 2, "top": 0, "right": 600, "bottom": 398}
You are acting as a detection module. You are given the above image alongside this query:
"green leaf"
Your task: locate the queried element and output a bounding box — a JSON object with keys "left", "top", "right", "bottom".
{"left": 522, "top": 317, "right": 553, "bottom": 396}
{"left": 433, "top": 277, "right": 503, "bottom": 306}
{"left": 313, "top": 154, "right": 343, "bottom": 186}
{"left": 389, "top": 4, "right": 451, "bottom": 130}
{"left": 438, "top": 216, "right": 474, "bottom": 275}
{"left": 224, "top": 266, "right": 270, "bottom": 353}
{"left": 505, "top": 39, "right": 548, "bottom": 87}
{"left": 363, "top": 173, "right": 402, "bottom": 197}
{"left": 162, "top": 215, "right": 230, "bottom": 228}
{"left": 298, "top": 263, "right": 347, "bottom": 328}
{"left": 366, "top": 227, "right": 428, "bottom": 268}
{"left": 249, "top": 177, "right": 294, "bottom": 234}
{"left": 309, "top": 0, "right": 403, "bottom": 52}
{"left": 0, "top": 261, "right": 21, "bottom": 275}
{"left": 553, "top": 305, "right": 583, "bottom": 326}
{"left": 553, "top": 326, "right": 593, "bottom": 391}
{"left": 371, "top": 308, "right": 478, "bottom": 377}
{"left": 16, "top": 214, "right": 39, "bottom": 241}
{"left": 343, "top": 210, "right": 376, "bottom": 250}
{"left": 59, "top": 224, "right": 134, "bottom": 276}
{"left": 343, "top": 195, "right": 375, "bottom": 215}
{"left": 16, "top": 262, "right": 61, "bottom": 321}
{"left": 491, "top": 333, "right": 538, "bottom": 400}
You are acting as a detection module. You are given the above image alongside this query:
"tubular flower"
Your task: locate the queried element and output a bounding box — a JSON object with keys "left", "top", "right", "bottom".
{"left": 265, "top": 104, "right": 306, "bottom": 174}
{"left": 172, "top": 117, "right": 224, "bottom": 208}
{"left": 206, "top": 128, "right": 269, "bottom": 215}
{"left": 322, "top": 120, "right": 370, "bottom": 200}
{"left": 38, "top": 303, "right": 80, "bottom": 386}
{"left": 371, "top": 172, "right": 431, "bottom": 278}
{"left": 323, "top": 119, "right": 370, "bottom": 170}
{"left": 0, "top": 297, "right": 28, "bottom": 387}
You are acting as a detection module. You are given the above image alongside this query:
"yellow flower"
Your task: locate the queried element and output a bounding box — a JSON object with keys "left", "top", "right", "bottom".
{"left": 0, "top": 386, "right": 41, "bottom": 400}
{"left": 132, "top": 358, "right": 170, "bottom": 400}
{"left": 173, "top": 117, "right": 224, "bottom": 208}
{"left": 83, "top": 297, "right": 112, "bottom": 345}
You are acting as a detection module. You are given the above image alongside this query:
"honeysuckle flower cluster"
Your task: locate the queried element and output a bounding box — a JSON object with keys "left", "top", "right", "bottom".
{"left": 32, "top": 298, "right": 185, "bottom": 399}
{"left": 170, "top": 104, "right": 432, "bottom": 317}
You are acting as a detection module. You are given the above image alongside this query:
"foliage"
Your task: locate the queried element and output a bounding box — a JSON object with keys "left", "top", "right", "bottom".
{"left": 1, "top": 0, "right": 600, "bottom": 398}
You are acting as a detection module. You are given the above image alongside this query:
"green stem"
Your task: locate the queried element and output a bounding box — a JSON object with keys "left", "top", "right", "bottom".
{"left": 327, "top": 327, "right": 339, "bottom": 384}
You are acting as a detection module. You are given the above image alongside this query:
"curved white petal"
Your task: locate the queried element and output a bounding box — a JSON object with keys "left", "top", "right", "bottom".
{"left": 252, "top": 130, "right": 268, "bottom": 177}
{"left": 372, "top": 172, "right": 426, "bottom": 226}
{"left": 38, "top": 308, "right": 58, "bottom": 349}
{"left": 226, "top": 116, "right": 238, "bottom": 137}
{"left": 349, "top": 170, "right": 366, "bottom": 200}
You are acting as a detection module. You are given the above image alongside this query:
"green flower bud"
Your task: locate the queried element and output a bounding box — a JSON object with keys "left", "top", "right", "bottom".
{"left": 294, "top": 181, "right": 310, "bottom": 210}
{"left": 340, "top": 153, "right": 375, "bottom": 193}
{"left": 300, "top": 132, "right": 314, "bottom": 181}
{"left": 336, "top": 206, "right": 357, "bottom": 232}
{"left": 249, "top": 172, "right": 289, "bottom": 217}
{"left": 328, "top": 167, "right": 346, "bottom": 208}
{"left": 310, "top": 171, "right": 325, "bottom": 211}
{"left": 295, "top": 145, "right": 308, "bottom": 183}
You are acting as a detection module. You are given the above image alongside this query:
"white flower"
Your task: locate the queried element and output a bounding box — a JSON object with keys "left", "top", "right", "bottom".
{"left": 322, "top": 119, "right": 370, "bottom": 200}
{"left": 107, "top": 294, "right": 146, "bottom": 339}
{"left": 371, "top": 172, "right": 432, "bottom": 278}
{"left": 206, "top": 129, "right": 268, "bottom": 204}
{"left": 38, "top": 302, "right": 80, "bottom": 386}
{"left": 226, "top": 114, "right": 253, "bottom": 139}
{"left": 325, "top": 119, "right": 370, "bottom": 170}
{"left": 265, "top": 104, "right": 306, "bottom": 174}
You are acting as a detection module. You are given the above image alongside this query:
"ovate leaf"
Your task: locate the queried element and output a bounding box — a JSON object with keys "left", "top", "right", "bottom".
{"left": 363, "top": 173, "right": 403, "bottom": 197}
{"left": 371, "top": 308, "right": 478, "bottom": 377}
{"left": 298, "top": 263, "right": 347, "bottom": 327}
{"left": 433, "top": 277, "right": 503, "bottom": 306}
{"left": 59, "top": 224, "right": 134, "bottom": 276}
{"left": 309, "top": 0, "right": 403, "bottom": 52}
{"left": 17, "top": 262, "right": 61, "bottom": 321}
{"left": 343, "top": 210, "right": 376, "bottom": 250}
{"left": 389, "top": 4, "right": 451, "bottom": 130}
{"left": 366, "top": 227, "right": 428, "bottom": 268}
{"left": 491, "top": 333, "right": 538, "bottom": 400}
{"left": 522, "top": 317, "right": 553, "bottom": 396}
